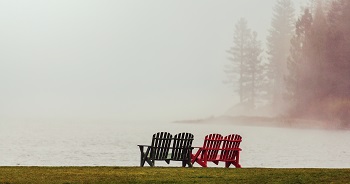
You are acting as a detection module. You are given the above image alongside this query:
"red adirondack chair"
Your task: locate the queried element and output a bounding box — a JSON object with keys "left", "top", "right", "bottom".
{"left": 220, "top": 134, "right": 242, "bottom": 168}
{"left": 191, "top": 133, "right": 242, "bottom": 168}
{"left": 191, "top": 134, "right": 223, "bottom": 167}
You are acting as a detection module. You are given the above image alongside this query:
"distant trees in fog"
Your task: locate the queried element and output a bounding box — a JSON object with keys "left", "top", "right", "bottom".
{"left": 226, "top": 0, "right": 350, "bottom": 127}
{"left": 225, "top": 18, "right": 264, "bottom": 108}
{"left": 226, "top": 0, "right": 295, "bottom": 112}
{"left": 285, "top": 0, "right": 350, "bottom": 127}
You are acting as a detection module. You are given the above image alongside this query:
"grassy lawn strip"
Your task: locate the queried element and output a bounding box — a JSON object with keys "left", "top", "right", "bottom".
{"left": 1, "top": 167, "right": 349, "bottom": 184}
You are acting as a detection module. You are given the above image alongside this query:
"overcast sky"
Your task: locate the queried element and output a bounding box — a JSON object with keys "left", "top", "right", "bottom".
{"left": 0, "top": 0, "right": 306, "bottom": 123}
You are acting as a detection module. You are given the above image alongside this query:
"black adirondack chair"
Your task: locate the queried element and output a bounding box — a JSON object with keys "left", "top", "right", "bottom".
{"left": 138, "top": 132, "right": 172, "bottom": 167}
{"left": 138, "top": 132, "right": 194, "bottom": 167}
{"left": 171, "top": 132, "right": 194, "bottom": 167}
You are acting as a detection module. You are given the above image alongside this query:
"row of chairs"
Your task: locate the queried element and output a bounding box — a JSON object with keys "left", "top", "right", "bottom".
{"left": 137, "top": 132, "right": 242, "bottom": 168}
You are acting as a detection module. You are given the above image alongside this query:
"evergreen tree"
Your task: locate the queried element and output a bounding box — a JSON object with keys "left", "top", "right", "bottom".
{"left": 325, "top": 0, "right": 350, "bottom": 126}
{"left": 334, "top": 0, "right": 350, "bottom": 96}
{"left": 307, "top": 1, "right": 329, "bottom": 101}
{"left": 286, "top": 0, "right": 350, "bottom": 126}
{"left": 285, "top": 8, "right": 313, "bottom": 116}
{"left": 246, "top": 31, "right": 264, "bottom": 108}
{"left": 226, "top": 18, "right": 251, "bottom": 104}
{"left": 266, "top": 0, "right": 295, "bottom": 108}
{"left": 226, "top": 18, "right": 264, "bottom": 108}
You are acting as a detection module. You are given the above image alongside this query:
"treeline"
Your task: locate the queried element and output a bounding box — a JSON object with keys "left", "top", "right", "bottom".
{"left": 226, "top": 0, "right": 350, "bottom": 128}
{"left": 286, "top": 0, "right": 350, "bottom": 127}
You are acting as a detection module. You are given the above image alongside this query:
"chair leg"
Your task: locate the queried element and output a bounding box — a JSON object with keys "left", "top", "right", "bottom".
{"left": 180, "top": 160, "right": 192, "bottom": 167}
{"left": 187, "top": 161, "right": 193, "bottom": 167}
{"left": 225, "top": 162, "right": 231, "bottom": 168}
{"left": 139, "top": 146, "right": 153, "bottom": 167}
{"left": 202, "top": 150, "right": 208, "bottom": 167}
{"left": 234, "top": 153, "right": 241, "bottom": 168}
{"left": 182, "top": 161, "right": 186, "bottom": 167}
{"left": 140, "top": 153, "right": 144, "bottom": 167}
{"left": 232, "top": 161, "right": 241, "bottom": 168}
{"left": 139, "top": 146, "right": 146, "bottom": 167}
{"left": 145, "top": 158, "right": 153, "bottom": 166}
{"left": 186, "top": 152, "right": 193, "bottom": 167}
{"left": 151, "top": 159, "right": 155, "bottom": 167}
{"left": 191, "top": 149, "right": 208, "bottom": 167}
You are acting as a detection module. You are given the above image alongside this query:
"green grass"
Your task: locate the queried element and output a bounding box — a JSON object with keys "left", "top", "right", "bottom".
{"left": 1, "top": 167, "right": 350, "bottom": 184}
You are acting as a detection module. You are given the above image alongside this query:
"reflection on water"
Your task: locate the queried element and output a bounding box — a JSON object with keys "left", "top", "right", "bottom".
{"left": 1, "top": 120, "right": 350, "bottom": 168}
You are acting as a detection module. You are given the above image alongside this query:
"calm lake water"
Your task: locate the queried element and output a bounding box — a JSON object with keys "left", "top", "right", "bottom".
{"left": 1, "top": 120, "right": 350, "bottom": 168}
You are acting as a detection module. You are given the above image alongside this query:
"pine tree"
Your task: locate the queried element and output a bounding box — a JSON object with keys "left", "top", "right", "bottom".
{"left": 266, "top": 0, "right": 295, "bottom": 108}
{"left": 285, "top": 8, "right": 313, "bottom": 116}
{"left": 285, "top": 0, "right": 350, "bottom": 127}
{"left": 325, "top": 0, "right": 350, "bottom": 126}
{"left": 334, "top": 0, "right": 350, "bottom": 96}
{"left": 226, "top": 18, "right": 251, "bottom": 104}
{"left": 246, "top": 31, "right": 264, "bottom": 108}
{"left": 226, "top": 18, "right": 264, "bottom": 108}
{"left": 308, "top": 1, "right": 328, "bottom": 101}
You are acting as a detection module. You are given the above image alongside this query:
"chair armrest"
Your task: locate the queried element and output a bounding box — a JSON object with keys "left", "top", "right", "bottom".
{"left": 137, "top": 145, "right": 151, "bottom": 148}
{"left": 192, "top": 146, "right": 203, "bottom": 148}
{"left": 222, "top": 148, "right": 242, "bottom": 151}
{"left": 169, "top": 146, "right": 194, "bottom": 149}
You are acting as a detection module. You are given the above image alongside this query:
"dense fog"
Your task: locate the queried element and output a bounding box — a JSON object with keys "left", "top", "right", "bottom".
{"left": 0, "top": 0, "right": 292, "bottom": 123}
{"left": 1, "top": 0, "right": 350, "bottom": 169}
{"left": 3, "top": 0, "right": 348, "bottom": 129}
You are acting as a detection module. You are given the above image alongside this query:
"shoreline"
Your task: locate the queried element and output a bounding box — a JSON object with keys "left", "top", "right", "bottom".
{"left": 173, "top": 115, "right": 350, "bottom": 130}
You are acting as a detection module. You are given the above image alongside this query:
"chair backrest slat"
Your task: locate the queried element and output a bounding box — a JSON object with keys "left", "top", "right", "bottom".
{"left": 171, "top": 132, "right": 194, "bottom": 161}
{"left": 202, "top": 134, "right": 223, "bottom": 160}
{"left": 220, "top": 134, "right": 242, "bottom": 160}
{"left": 151, "top": 132, "right": 172, "bottom": 160}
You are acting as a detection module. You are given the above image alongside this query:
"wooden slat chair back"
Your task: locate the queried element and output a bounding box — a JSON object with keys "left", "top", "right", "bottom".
{"left": 191, "top": 133, "right": 223, "bottom": 167}
{"left": 138, "top": 132, "right": 172, "bottom": 167}
{"left": 151, "top": 132, "right": 172, "bottom": 161}
{"left": 171, "top": 132, "right": 194, "bottom": 167}
{"left": 202, "top": 134, "right": 223, "bottom": 160}
{"left": 220, "top": 134, "right": 242, "bottom": 168}
{"left": 138, "top": 132, "right": 194, "bottom": 167}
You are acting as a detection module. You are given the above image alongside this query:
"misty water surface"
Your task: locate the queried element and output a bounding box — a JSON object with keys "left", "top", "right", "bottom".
{"left": 1, "top": 121, "right": 349, "bottom": 168}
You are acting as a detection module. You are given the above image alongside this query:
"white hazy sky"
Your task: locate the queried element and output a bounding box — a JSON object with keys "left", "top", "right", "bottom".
{"left": 0, "top": 0, "right": 305, "bottom": 123}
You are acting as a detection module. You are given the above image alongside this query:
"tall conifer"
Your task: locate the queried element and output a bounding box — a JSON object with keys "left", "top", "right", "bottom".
{"left": 226, "top": 18, "right": 263, "bottom": 108}
{"left": 266, "top": 0, "right": 295, "bottom": 108}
